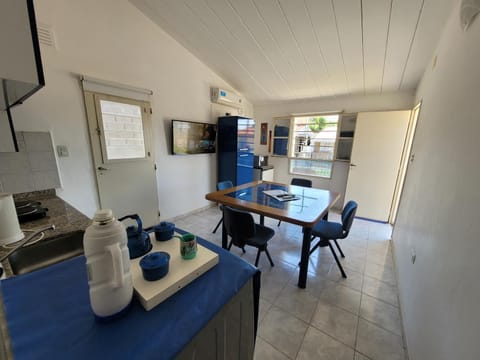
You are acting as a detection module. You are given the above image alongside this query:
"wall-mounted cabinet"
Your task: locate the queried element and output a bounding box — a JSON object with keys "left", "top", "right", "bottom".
{"left": 272, "top": 117, "right": 290, "bottom": 156}
{"left": 335, "top": 113, "right": 357, "bottom": 161}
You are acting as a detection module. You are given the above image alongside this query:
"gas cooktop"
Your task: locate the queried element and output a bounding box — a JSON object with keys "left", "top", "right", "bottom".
{"left": 14, "top": 200, "right": 48, "bottom": 223}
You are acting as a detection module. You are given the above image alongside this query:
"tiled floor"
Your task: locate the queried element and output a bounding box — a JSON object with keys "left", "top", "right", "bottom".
{"left": 174, "top": 206, "right": 407, "bottom": 360}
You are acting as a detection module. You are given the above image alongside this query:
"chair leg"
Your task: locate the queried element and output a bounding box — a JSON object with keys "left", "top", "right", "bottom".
{"left": 242, "top": 247, "right": 246, "bottom": 254}
{"left": 212, "top": 217, "right": 223, "bottom": 234}
{"left": 328, "top": 242, "right": 347, "bottom": 278}
{"left": 264, "top": 248, "right": 275, "bottom": 267}
{"left": 227, "top": 240, "right": 233, "bottom": 251}
{"left": 333, "top": 239, "right": 345, "bottom": 258}
{"left": 277, "top": 220, "right": 282, "bottom": 227}
{"left": 254, "top": 249, "right": 261, "bottom": 267}
{"left": 308, "top": 237, "right": 322, "bottom": 256}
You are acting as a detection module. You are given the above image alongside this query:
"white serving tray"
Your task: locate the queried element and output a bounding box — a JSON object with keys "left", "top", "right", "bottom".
{"left": 130, "top": 232, "right": 219, "bottom": 311}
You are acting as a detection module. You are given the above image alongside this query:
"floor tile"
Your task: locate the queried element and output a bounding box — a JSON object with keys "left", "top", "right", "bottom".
{"left": 311, "top": 299, "right": 359, "bottom": 347}
{"left": 296, "top": 326, "right": 355, "bottom": 360}
{"left": 359, "top": 294, "right": 403, "bottom": 336}
{"left": 356, "top": 319, "right": 405, "bottom": 360}
{"left": 254, "top": 337, "right": 290, "bottom": 360}
{"left": 327, "top": 267, "right": 364, "bottom": 293}
{"left": 355, "top": 351, "right": 372, "bottom": 360}
{"left": 273, "top": 284, "right": 319, "bottom": 323}
{"left": 258, "top": 306, "right": 309, "bottom": 359}
{"left": 319, "top": 284, "right": 362, "bottom": 315}
{"left": 364, "top": 262, "right": 396, "bottom": 286}
{"left": 362, "top": 276, "right": 399, "bottom": 307}
{"left": 258, "top": 298, "right": 272, "bottom": 324}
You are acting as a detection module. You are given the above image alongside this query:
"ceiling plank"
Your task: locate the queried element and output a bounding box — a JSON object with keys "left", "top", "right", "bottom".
{"left": 252, "top": 0, "right": 319, "bottom": 99}
{"left": 333, "top": 0, "right": 364, "bottom": 94}
{"left": 363, "top": 0, "right": 392, "bottom": 94}
{"left": 305, "top": 0, "right": 349, "bottom": 96}
{"left": 277, "top": 0, "right": 332, "bottom": 97}
{"left": 382, "top": 0, "right": 423, "bottom": 92}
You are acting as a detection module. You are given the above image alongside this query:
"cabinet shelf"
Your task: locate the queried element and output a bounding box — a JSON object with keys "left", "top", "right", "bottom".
{"left": 335, "top": 113, "right": 357, "bottom": 161}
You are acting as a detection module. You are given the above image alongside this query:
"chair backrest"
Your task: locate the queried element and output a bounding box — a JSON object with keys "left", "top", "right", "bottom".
{"left": 217, "top": 180, "right": 233, "bottom": 191}
{"left": 291, "top": 178, "right": 312, "bottom": 188}
{"left": 223, "top": 206, "right": 256, "bottom": 248}
{"left": 341, "top": 200, "right": 358, "bottom": 233}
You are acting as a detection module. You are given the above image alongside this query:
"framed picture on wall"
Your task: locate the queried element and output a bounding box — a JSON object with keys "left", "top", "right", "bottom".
{"left": 260, "top": 123, "right": 268, "bottom": 145}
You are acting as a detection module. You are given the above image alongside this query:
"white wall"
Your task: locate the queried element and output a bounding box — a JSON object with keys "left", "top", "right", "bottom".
{"left": 392, "top": 1, "right": 480, "bottom": 359}
{"left": 10, "top": 0, "right": 250, "bottom": 219}
{"left": 253, "top": 92, "right": 414, "bottom": 208}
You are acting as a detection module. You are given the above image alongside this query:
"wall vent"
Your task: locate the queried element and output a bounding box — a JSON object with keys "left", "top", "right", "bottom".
{"left": 37, "top": 22, "right": 56, "bottom": 48}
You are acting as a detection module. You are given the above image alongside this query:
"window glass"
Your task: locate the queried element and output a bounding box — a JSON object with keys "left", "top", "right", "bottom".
{"left": 99, "top": 100, "right": 146, "bottom": 160}
{"left": 289, "top": 114, "right": 339, "bottom": 178}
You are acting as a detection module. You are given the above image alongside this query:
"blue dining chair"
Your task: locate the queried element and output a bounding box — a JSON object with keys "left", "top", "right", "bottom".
{"left": 212, "top": 180, "right": 234, "bottom": 234}
{"left": 308, "top": 200, "right": 358, "bottom": 278}
{"left": 277, "top": 178, "right": 312, "bottom": 226}
{"left": 223, "top": 206, "right": 275, "bottom": 267}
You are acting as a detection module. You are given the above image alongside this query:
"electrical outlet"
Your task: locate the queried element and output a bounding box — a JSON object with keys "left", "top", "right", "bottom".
{"left": 411, "top": 247, "right": 416, "bottom": 264}
{"left": 56, "top": 145, "right": 69, "bottom": 157}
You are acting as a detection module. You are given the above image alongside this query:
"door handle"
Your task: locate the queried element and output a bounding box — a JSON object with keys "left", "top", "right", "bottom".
{"left": 97, "top": 166, "right": 110, "bottom": 171}
{"left": 350, "top": 163, "right": 357, "bottom": 167}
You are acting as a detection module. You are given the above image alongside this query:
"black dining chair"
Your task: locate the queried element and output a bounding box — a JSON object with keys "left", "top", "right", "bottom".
{"left": 212, "top": 180, "right": 234, "bottom": 234}
{"left": 308, "top": 200, "right": 358, "bottom": 278}
{"left": 277, "top": 178, "right": 313, "bottom": 226}
{"left": 223, "top": 206, "right": 275, "bottom": 267}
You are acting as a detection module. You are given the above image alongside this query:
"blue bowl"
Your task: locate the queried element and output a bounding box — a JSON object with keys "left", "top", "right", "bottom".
{"left": 154, "top": 222, "right": 175, "bottom": 241}
{"left": 140, "top": 251, "right": 170, "bottom": 281}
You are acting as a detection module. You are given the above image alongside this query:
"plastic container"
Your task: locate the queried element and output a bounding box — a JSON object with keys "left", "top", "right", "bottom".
{"left": 83, "top": 209, "right": 133, "bottom": 321}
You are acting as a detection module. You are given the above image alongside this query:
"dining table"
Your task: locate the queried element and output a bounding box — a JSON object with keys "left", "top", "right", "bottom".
{"left": 205, "top": 180, "right": 340, "bottom": 288}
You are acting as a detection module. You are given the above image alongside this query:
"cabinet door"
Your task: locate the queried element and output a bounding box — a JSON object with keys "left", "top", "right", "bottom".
{"left": 237, "top": 165, "right": 253, "bottom": 186}
{"left": 344, "top": 111, "right": 410, "bottom": 222}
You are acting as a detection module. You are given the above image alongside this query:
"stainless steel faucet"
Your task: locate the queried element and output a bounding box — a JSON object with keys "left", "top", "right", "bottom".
{"left": 0, "top": 225, "right": 55, "bottom": 277}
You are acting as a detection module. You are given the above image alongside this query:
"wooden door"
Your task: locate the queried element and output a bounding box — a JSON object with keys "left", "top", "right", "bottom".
{"left": 344, "top": 111, "right": 410, "bottom": 222}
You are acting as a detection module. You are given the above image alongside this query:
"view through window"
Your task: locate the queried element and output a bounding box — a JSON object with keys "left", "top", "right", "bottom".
{"left": 289, "top": 114, "right": 339, "bottom": 178}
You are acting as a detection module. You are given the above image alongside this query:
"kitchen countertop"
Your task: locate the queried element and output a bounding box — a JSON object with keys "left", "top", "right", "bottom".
{"left": 0, "top": 190, "right": 91, "bottom": 276}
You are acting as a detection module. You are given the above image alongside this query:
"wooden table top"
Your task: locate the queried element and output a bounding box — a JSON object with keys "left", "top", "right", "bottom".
{"left": 205, "top": 181, "right": 340, "bottom": 228}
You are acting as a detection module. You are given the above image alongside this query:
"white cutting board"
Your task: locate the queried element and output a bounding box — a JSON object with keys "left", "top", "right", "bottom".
{"left": 130, "top": 232, "right": 219, "bottom": 311}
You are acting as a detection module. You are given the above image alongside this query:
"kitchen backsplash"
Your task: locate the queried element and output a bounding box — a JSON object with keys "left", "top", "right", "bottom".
{"left": 0, "top": 131, "right": 61, "bottom": 193}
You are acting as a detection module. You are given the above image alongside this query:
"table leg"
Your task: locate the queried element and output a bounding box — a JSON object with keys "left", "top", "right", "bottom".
{"left": 260, "top": 215, "right": 265, "bottom": 226}
{"left": 298, "top": 227, "right": 312, "bottom": 288}
{"left": 222, "top": 209, "right": 228, "bottom": 249}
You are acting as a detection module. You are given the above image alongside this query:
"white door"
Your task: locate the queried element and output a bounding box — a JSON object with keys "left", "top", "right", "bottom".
{"left": 84, "top": 92, "right": 159, "bottom": 227}
{"left": 344, "top": 110, "right": 410, "bottom": 222}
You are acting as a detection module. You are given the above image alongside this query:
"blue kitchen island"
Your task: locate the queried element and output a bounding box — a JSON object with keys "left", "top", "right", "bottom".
{"left": 0, "top": 230, "right": 260, "bottom": 360}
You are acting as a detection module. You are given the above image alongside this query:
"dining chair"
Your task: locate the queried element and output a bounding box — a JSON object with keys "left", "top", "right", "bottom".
{"left": 223, "top": 206, "right": 275, "bottom": 267}
{"left": 308, "top": 200, "right": 358, "bottom": 278}
{"left": 212, "top": 180, "right": 233, "bottom": 234}
{"left": 277, "top": 178, "right": 313, "bottom": 226}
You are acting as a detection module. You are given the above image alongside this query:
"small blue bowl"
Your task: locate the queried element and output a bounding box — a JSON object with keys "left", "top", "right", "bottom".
{"left": 140, "top": 251, "right": 170, "bottom": 281}
{"left": 154, "top": 222, "right": 175, "bottom": 241}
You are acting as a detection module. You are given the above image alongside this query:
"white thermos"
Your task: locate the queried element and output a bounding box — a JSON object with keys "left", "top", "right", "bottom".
{"left": 83, "top": 209, "right": 133, "bottom": 321}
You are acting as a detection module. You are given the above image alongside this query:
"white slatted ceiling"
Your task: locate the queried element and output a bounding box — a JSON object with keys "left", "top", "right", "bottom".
{"left": 130, "top": 0, "right": 454, "bottom": 103}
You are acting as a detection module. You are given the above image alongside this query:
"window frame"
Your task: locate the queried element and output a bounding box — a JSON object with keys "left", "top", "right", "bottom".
{"left": 286, "top": 112, "right": 342, "bottom": 179}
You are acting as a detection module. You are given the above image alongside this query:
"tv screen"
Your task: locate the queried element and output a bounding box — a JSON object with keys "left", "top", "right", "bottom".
{"left": 171, "top": 120, "right": 217, "bottom": 155}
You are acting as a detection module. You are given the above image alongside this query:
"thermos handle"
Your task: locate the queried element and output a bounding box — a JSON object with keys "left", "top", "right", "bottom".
{"left": 118, "top": 214, "right": 143, "bottom": 235}
{"left": 107, "top": 243, "right": 124, "bottom": 288}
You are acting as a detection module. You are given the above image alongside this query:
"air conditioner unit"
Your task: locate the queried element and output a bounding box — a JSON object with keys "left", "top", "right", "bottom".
{"left": 210, "top": 87, "right": 243, "bottom": 109}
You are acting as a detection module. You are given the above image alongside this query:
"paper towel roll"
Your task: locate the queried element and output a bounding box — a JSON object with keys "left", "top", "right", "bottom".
{"left": 0, "top": 193, "right": 24, "bottom": 245}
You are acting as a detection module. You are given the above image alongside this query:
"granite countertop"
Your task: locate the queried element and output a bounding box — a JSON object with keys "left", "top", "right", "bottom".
{"left": 0, "top": 190, "right": 91, "bottom": 276}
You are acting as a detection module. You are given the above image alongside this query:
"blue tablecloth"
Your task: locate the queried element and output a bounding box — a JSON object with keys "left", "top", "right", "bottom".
{"left": 0, "top": 229, "right": 259, "bottom": 359}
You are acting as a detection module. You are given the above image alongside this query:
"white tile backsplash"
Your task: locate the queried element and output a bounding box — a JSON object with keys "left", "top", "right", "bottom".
{"left": 0, "top": 132, "right": 60, "bottom": 193}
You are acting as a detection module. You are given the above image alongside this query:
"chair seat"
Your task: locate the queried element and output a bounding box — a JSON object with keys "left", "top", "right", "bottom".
{"left": 312, "top": 220, "right": 344, "bottom": 240}
{"left": 244, "top": 224, "right": 275, "bottom": 248}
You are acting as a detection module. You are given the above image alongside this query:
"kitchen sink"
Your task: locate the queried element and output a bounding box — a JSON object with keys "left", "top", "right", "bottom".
{"left": 8, "top": 230, "right": 85, "bottom": 276}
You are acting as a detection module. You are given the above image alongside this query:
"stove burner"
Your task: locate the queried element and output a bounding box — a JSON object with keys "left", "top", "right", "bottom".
{"left": 14, "top": 201, "right": 48, "bottom": 223}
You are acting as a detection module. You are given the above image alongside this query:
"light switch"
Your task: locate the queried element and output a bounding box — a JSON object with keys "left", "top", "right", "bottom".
{"left": 56, "top": 145, "right": 69, "bottom": 157}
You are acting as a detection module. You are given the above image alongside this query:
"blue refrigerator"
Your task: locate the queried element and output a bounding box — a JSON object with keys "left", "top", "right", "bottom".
{"left": 217, "top": 116, "right": 255, "bottom": 186}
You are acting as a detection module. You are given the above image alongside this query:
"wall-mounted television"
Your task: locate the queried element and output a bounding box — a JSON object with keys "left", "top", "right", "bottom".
{"left": 171, "top": 119, "right": 217, "bottom": 155}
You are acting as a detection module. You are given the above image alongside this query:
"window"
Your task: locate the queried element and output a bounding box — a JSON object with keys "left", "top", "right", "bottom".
{"left": 289, "top": 114, "right": 340, "bottom": 178}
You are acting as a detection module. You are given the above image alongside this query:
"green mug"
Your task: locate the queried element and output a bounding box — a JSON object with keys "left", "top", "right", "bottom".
{"left": 175, "top": 233, "right": 197, "bottom": 260}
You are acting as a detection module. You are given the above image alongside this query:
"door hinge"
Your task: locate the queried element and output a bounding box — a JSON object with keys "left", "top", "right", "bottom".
{"left": 150, "top": 108, "right": 153, "bottom": 115}
{"left": 158, "top": 210, "right": 161, "bottom": 217}
{"left": 96, "top": 127, "right": 101, "bottom": 135}
{"left": 154, "top": 163, "right": 157, "bottom": 170}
